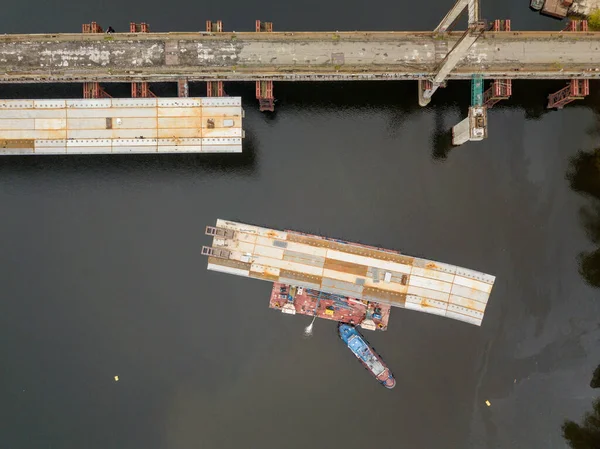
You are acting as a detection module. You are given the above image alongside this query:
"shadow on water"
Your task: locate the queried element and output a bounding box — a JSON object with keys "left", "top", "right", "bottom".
{"left": 562, "top": 364, "right": 600, "bottom": 449}
{"left": 0, "top": 129, "right": 258, "bottom": 178}
{"left": 566, "top": 142, "right": 600, "bottom": 288}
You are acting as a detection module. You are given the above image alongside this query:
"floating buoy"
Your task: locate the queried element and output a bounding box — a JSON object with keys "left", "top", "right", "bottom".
{"left": 114, "top": 375, "right": 119, "bottom": 382}
{"left": 485, "top": 400, "right": 491, "bottom": 407}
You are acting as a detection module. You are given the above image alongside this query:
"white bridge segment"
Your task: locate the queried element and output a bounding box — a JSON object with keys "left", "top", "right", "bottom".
{"left": 0, "top": 97, "right": 244, "bottom": 155}
{"left": 205, "top": 219, "right": 496, "bottom": 326}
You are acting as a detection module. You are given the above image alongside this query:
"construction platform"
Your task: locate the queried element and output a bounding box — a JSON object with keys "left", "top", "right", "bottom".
{"left": 203, "top": 220, "right": 496, "bottom": 326}
{"left": 269, "top": 283, "right": 391, "bottom": 331}
{"left": 0, "top": 97, "right": 244, "bottom": 155}
{"left": 0, "top": 32, "right": 599, "bottom": 83}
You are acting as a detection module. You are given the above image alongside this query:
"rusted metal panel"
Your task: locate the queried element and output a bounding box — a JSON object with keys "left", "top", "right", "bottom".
{"left": 327, "top": 249, "right": 412, "bottom": 274}
{"left": 0, "top": 138, "right": 34, "bottom": 149}
{"left": 323, "top": 268, "right": 367, "bottom": 286}
{"left": 252, "top": 255, "right": 323, "bottom": 277}
{"left": 408, "top": 275, "right": 453, "bottom": 293}
{"left": 158, "top": 117, "right": 203, "bottom": 128}
{"left": 68, "top": 108, "right": 157, "bottom": 118}
{"left": 323, "top": 258, "right": 368, "bottom": 277}
{"left": 367, "top": 267, "right": 408, "bottom": 284}
{"left": 236, "top": 232, "right": 257, "bottom": 244}
{"left": 208, "top": 262, "right": 250, "bottom": 277}
{"left": 66, "top": 99, "right": 112, "bottom": 109}
{"left": 411, "top": 258, "right": 458, "bottom": 275}
{"left": 407, "top": 285, "right": 451, "bottom": 302}
{"left": 207, "top": 257, "right": 252, "bottom": 272}
{"left": 453, "top": 275, "right": 493, "bottom": 293}
{"left": 362, "top": 288, "right": 406, "bottom": 306}
{"left": 410, "top": 265, "right": 455, "bottom": 283}
{"left": 157, "top": 107, "right": 199, "bottom": 117}
{"left": 321, "top": 277, "right": 364, "bottom": 295}
{"left": 278, "top": 277, "right": 321, "bottom": 290}
{"left": 455, "top": 266, "right": 495, "bottom": 285}
{"left": 450, "top": 283, "right": 489, "bottom": 303}
{"left": 405, "top": 295, "right": 448, "bottom": 317}
{"left": 279, "top": 269, "right": 322, "bottom": 287}
{"left": 0, "top": 119, "right": 34, "bottom": 129}
{"left": 283, "top": 250, "right": 325, "bottom": 267}
{"left": 449, "top": 294, "right": 486, "bottom": 313}
{"left": 250, "top": 263, "right": 280, "bottom": 277}
{"left": 282, "top": 240, "right": 328, "bottom": 258}
{"left": 249, "top": 270, "right": 280, "bottom": 282}
{"left": 254, "top": 244, "right": 284, "bottom": 260}
{"left": 111, "top": 98, "right": 156, "bottom": 108}
{"left": 157, "top": 128, "right": 202, "bottom": 138}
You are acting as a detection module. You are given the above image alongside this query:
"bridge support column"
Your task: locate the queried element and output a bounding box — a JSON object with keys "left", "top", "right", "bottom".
{"left": 256, "top": 20, "right": 276, "bottom": 112}
{"left": 547, "top": 20, "right": 591, "bottom": 109}
{"left": 420, "top": 22, "right": 484, "bottom": 106}
{"left": 207, "top": 81, "right": 225, "bottom": 97}
{"left": 130, "top": 23, "right": 155, "bottom": 98}
{"left": 256, "top": 81, "right": 275, "bottom": 112}
{"left": 547, "top": 79, "right": 589, "bottom": 109}
{"left": 177, "top": 78, "right": 189, "bottom": 97}
{"left": 255, "top": 20, "right": 273, "bottom": 32}
{"left": 483, "top": 80, "right": 512, "bottom": 108}
{"left": 205, "top": 21, "right": 226, "bottom": 97}
{"left": 81, "top": 22, "right": 110, "bottom": 99}
{"left": 483, "top": 20, "right": 512, "bottom": 108}
{"left": 206, "top": 20, "right": 223, "bottom": 32}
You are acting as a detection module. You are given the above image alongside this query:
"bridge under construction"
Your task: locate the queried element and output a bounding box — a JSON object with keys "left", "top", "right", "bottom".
{"left": 1, "top": 0, "right": 599, "bottom": 148}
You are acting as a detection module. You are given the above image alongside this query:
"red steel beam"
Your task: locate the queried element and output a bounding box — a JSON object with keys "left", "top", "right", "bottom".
{"left": 207, "top": 81, "right": 225, "bottom": 97}
{"left": 485, "top": 19, "right": 512, "bottom": 108}
{"left": 255, "top": 20, "right": 273, "bottom": 32}
{"left": 547, "top": 79, "right": 589, "bottom": 109}
{"left": 549, "top": 20, "right": 591, "bottom": 109}
{"left": 206, "top": 20, "right": 223, "bottom": 32}
{"left": 483, "top": 80, "right": 512, "bottom": 108}
{"left": 129, "top": 23, "right": 155, "bottom": 98}
{"left": 83, "top": 82, "right": 111, "bottom": 99}
{"left": 256, "top": 80, "right": 275, "bottom": 112}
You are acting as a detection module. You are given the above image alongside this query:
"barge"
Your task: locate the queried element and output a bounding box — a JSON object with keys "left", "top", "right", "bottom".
{"left": 269, "top": 282, "right": 391, "bottom": 331}
{"left": 0, "top": 97, "right": 244, "bottom": 155}
{"left": 203, "top": 219, "right": 496, "bottom": 326}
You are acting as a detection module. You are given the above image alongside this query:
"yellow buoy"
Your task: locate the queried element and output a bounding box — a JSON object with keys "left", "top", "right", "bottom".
{"left": 114, "top": 375, "right": 119, "bottom": 382}
{"left": 485, "top": 400, "right": 491, "bottom": 407}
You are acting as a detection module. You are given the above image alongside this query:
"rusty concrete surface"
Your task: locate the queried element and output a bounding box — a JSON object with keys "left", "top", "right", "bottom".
{"left": 0, "top": 31, "right": 599, "bottom": 82}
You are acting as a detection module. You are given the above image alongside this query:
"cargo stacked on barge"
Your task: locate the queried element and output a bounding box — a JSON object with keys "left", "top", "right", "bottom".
{"left": 269, "top": 282, "right": 391, "bottom": 331}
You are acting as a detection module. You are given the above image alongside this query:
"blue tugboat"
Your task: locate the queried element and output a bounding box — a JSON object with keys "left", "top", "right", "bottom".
{"left": 338, "top": 323, "right": 396, "bottom": 389}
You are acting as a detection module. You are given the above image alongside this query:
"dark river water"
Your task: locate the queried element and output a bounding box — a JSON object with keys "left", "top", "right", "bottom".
{"left": 1, "top": 1, "right": 600, "bottom": 449}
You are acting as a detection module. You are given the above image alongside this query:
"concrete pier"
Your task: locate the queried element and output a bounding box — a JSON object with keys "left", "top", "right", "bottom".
{"left": 0, "top": 32, "right": 599, "bottom": 83}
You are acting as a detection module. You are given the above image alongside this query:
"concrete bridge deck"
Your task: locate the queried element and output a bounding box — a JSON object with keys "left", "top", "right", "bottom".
{"left": 1, "top": 31, "right": 600, "bottom": 83}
